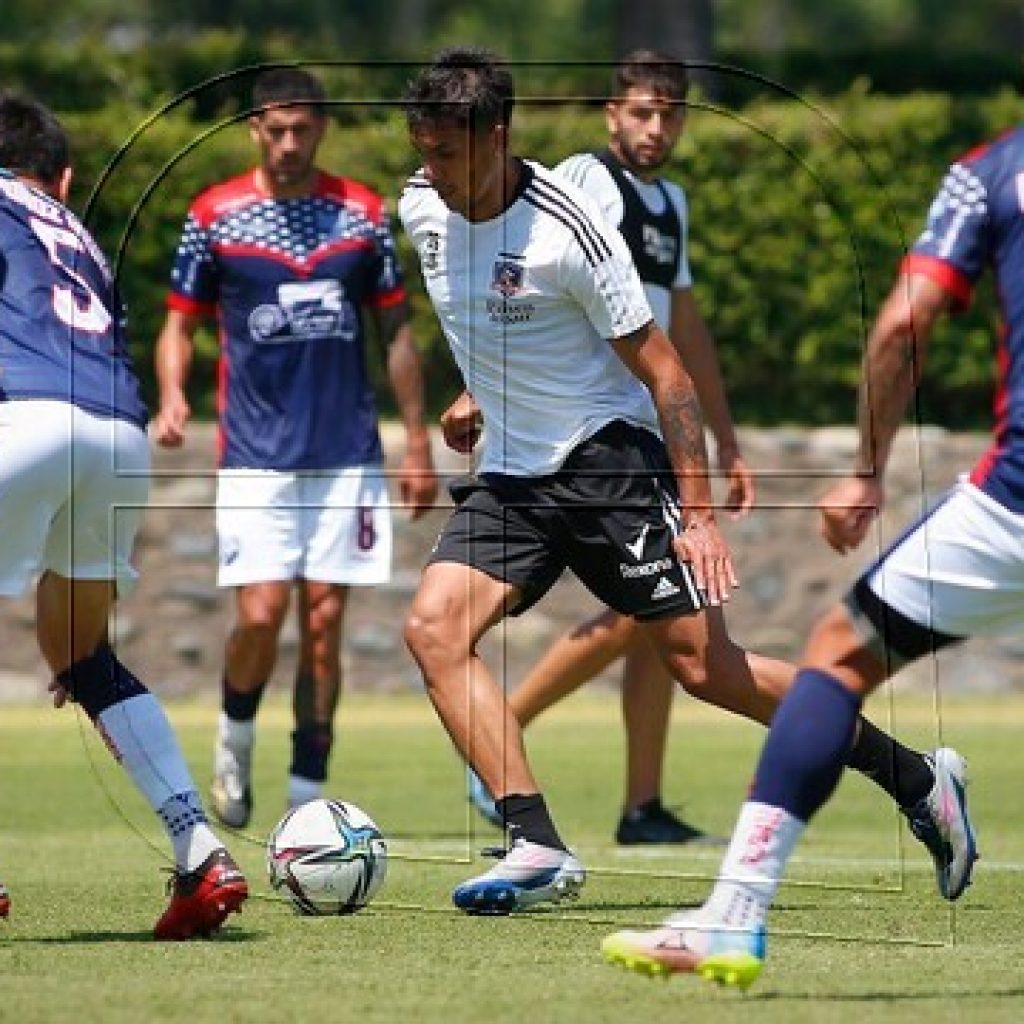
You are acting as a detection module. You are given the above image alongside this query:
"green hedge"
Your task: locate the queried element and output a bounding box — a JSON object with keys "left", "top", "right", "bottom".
{"left": 57, "top": 84, "right": 1019, "bottom": 428}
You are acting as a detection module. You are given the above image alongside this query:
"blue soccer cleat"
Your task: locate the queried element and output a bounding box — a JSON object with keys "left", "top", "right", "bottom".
{"left": 903, "top": 747, "right": 978, "bottom": 901}
{"left": 452, "top": 838, "right": 585, "bottom": 914}
{"left": 466, "top": 766, "right": 503, "bottom": 829}
{"left": 602, "top": 909, "right": 766, "bottom": 990}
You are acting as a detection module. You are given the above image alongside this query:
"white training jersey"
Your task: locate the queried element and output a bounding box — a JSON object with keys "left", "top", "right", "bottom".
{"left": 554, "top": 153, "right": 692, "bottom": 330}
{"left": 399, "top": 160, "right": 657, "bottom": 476}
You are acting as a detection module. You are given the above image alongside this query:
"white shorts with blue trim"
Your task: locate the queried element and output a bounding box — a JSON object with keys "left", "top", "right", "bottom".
{"left": 861, "top": 479, "right": 1024, "bottom": 639}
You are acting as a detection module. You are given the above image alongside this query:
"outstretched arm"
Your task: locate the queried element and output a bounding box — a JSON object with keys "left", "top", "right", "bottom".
{"left": 819, "top": 273, "right": 952, "bottom": 554}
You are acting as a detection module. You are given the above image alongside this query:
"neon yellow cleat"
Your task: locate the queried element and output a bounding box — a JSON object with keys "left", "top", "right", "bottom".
{"left": 601, "top": 914, "right": 765, "bottom": 992}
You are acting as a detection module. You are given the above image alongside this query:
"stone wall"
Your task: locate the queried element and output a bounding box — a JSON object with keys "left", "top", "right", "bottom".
{"left": 2, "top": 423, "right": 1018, "bottom": 703}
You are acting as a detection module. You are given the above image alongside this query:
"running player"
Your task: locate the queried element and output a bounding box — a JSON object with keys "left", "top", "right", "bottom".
{"left": 602, "top": 127, "right": 1003, "bottom": 990}
{"left": 469, "top": 50, "right": 746, "bottom": 846}
{"left": 0, "top": 91, "right": 247, "bottom": 938}
{"left": 398, "top": 47, "right": 973, "bottom": 915}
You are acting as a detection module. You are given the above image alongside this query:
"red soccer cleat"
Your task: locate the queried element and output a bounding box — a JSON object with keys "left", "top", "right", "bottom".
{"left": 0, "top": 881, "right": 10, "bottom": 920}
{"left": 153, "top": 849, "right": 248, "bottom": 940}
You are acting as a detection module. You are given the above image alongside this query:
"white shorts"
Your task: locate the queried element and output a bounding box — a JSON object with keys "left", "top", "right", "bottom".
{"left": 0, "top": 401, "right": 149, "bottom": 596}
{"left": 855, "top": 480, "right": 1024, "bottom": 650}
{"left": 215, "top": 466, "right": 392, "bottom": 588}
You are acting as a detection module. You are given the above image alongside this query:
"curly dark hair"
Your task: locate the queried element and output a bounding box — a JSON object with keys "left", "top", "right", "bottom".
{"left": 403, "top": 46, "right": 515, "bottom": 134}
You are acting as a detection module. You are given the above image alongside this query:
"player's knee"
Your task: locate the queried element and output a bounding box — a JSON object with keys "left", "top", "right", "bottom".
{"left": 804, "top": 604, "right": 883, "bottom": 695}
{"left": 56, "top": 644, "right": 147, "bottom": 721}
{"left": 290, "top": 722, "right": 333, "bottom": 782}
{"left": 805, "top": 604, "right": 863, "bottom": 666}
{"left": 663, "top": 646, "right": 712, "bottom": 695}
{"left": 236, "top": 594, "right": 289, "bottom": 639}
{"left": 304, "top": 589, "right": 345, "bottom": 637}
{"left": 404, "top": 605, "right": 462, "bottom": 675}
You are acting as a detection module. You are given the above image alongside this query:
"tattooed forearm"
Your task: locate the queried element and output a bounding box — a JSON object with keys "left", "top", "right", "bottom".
{"left": 655, "top": 378, "right": 714, "bottom": 515}
{"left": 659, "top": 381, "right": 708, "bottom": 465}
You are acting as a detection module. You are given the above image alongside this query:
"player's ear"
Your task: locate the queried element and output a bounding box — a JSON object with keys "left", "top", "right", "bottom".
{"left": 248, "top": 114, "right": 263, "bottom": 146}
{"left": 54, "top": 166, "right": 73, "bottom": 204}
{"left": 605, "top": 100, "right": 620, "bottom": 137}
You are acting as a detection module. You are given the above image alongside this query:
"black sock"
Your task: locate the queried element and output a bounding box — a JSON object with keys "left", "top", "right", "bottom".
{"left": 290, "top": 722, "right": 333, "bottom": 782}
{"left": 222, "top": 676, "right": 266, "bottom": 721}
{"left": 847, "top": 717, "right": 934, "bottom": 808}
{"left": 496, "top": 793, "right": 567, "bottom": 852}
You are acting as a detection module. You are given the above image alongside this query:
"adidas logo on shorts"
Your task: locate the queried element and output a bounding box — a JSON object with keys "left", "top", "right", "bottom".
{"left": 651, "top": 576, "right": 680, "bottom": 601}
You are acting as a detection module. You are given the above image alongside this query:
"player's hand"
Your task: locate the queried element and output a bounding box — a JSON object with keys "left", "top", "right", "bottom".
{"left": 673, "top": 514, "right": 739, "bottom": 607}
{"left": 818, "top": 475, "right": 884, "bottom": 554}
{"left": 152, "top": 391, "right": 191, "bottom": 448}
{"left": 440, "top": 393, "right": 483, "bottom": 453}
{"left": 47, "top": 678, "right": 68, "bottom": 709}
{"left": 718, "top": 445, "right": 755, "bottom": 519}
{"left": 399, "top": 439, "right": 439, "bottom": 522}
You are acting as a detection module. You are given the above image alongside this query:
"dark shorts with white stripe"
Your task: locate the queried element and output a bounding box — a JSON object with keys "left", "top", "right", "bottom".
{"left": 429, "top": 420, "right": 705, "bottom": 621}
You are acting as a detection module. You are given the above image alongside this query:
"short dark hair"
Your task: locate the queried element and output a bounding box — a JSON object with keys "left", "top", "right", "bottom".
{"left": 403, "top": 46, "right": 515, "bottom": 133}
{"left": 251, "top": 67, "right": 327, "bottom": 115}
{"left": 613, "top": 49, "right": 689, "bottom": 103}
{"left": 0, "top": 91, "right": 69, "bottom": 184}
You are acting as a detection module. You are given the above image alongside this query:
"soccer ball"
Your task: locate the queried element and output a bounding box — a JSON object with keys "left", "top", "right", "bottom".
{"left": 266, "top": 798, "right": 387, "bottom": 915}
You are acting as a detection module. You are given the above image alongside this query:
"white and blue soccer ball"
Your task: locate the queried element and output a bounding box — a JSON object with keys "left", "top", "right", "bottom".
{"left": 266, "top": 798, "right": 387, "bottom": 915}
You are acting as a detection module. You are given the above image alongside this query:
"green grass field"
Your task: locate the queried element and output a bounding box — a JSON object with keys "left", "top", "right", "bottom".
{"left": 2, "top": 690, "right": 1023, "bottom": 1023}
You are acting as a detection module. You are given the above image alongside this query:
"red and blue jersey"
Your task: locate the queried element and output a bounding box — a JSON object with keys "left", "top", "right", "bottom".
{"left": 167, "top": 170, "right": 406, "bottom": 469}
{"left": 0, "top": 169, "right": 146, "bottom": 428}
{"left": 904, "top": 126, "right": 1024, "bottom": 513}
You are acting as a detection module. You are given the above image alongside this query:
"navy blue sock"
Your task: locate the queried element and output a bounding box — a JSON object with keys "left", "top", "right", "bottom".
{"left": 752, "top": 668, "right": 863, "bottom": 821}
{"left": 57, "top": 645, "right": 147, "bottom": 722}
{"left": 290, "top": 723, "right": 333, "bottom": 782}
{"left": 222, "top": 676, "right": 266, "bottom": 721}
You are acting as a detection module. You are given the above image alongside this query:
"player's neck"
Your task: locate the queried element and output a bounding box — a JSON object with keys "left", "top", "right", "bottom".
{"left": 466, "top": 157, "right": 523, "bottom": 223}
{"left": 254, "top": 167, "right": 320, "bottom": 200}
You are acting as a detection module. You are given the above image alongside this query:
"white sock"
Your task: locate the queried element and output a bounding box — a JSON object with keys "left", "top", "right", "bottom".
{"left": 702, "top": 801, "right": 805, "bottom": 929}
{"left": 96, "top": 694, "right": 223, "bottom": 871}
{"left": 219, "top": 712, "right": 255, "bottom": 751}
{"left": 288, "top": 774, "right": 322, "bottom": 809}
{"left": 158, "top": 793, "right": 224, "bottom": 871}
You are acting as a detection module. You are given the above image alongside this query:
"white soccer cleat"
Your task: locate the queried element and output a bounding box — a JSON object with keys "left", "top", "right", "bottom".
{"left": 210, "top": 738, "right": 252, "bottom": 829}
{"left": 452, "top": 838, "right": 585, "bottom": 914}
{"left": 602, "top": 908, "right": 766, "bottom": 990}
{"left": 903, "top": 747, "right": 978, "bottom": 901}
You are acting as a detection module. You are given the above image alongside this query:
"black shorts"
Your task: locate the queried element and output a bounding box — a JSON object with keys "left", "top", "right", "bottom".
{"left": 429, "top": 420, "right": 704, "bottom": 620}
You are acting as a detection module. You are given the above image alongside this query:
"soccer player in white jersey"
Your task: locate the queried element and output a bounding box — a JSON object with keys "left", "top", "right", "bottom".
{"left": 398, "top": 47, "right": 972, "bottom": 916}
{"left": 0, "top": 91, "right": 247, "bottom": 938}
{"left": 468, "top": 51, "right": 749, "bottom": 846}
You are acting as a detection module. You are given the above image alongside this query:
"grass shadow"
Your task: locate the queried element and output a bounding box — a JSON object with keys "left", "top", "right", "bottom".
{"left": 20, "top": 928, "right": 264, "bottom": 944}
